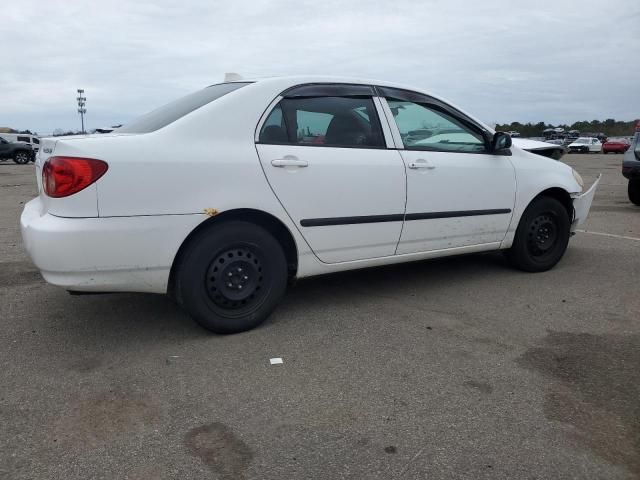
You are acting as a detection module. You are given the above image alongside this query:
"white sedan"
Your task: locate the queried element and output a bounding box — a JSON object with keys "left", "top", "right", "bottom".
{"left": 568, "top": 137, "right": 602, "bottom": 153}
{"left": 21, "top": 76, "right": 599, "bottom": 333}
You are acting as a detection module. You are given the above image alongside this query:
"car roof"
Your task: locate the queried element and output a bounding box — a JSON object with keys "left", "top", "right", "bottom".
{"left": 228, "top": 74, "right": 411, "bottom": 88}
{"left": 222, "top": 75, "right": 492, "bottom": 133}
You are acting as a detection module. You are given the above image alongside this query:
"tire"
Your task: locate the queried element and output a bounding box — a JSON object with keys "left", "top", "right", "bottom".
{"left": 13, "top": 151, "right": 30, "bottom": 164}
{"left": 176, "top": 220, "right": 288, "bottom": 333}
{"left": 506, "top": 197, "right": 570, "bottom": 272}
{"left": 629, "top": 179, "right": 640, "bottom": 206}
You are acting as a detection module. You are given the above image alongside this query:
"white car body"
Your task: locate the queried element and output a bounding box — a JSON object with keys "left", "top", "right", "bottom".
{"left": 568, "top": 137, "right": 602, "bottom": 153}
{"left": 21, "top": 76, "right": 598, "bottom": 296}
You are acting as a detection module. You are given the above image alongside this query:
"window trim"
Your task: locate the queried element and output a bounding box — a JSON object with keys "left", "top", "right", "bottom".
{"left": 282, "top": 83, "right": 375, "bottom": 98}
{"left": 254, "top": 84, "right": 391, "bottom": 150}
{"left": 376, "top": 86, "right": 503, "bottom": 155}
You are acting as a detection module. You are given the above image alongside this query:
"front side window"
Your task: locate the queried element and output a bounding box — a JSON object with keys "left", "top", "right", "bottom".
{"left": 17, "top": 136, "right": 30, "bottom": 142}
{"left": 386, "top": 99, "right": 486, "bottom": 153}
{"left": 259, "top": 96, "right": 385, "bottom": 148}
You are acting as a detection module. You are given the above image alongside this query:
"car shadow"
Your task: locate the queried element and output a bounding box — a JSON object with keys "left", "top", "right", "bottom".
{"left": 39, "top": 251, "right": 511, "bottom": 353}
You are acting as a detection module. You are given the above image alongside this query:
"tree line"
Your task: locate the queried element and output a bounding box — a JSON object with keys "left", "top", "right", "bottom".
{"left": 494, "top": 119, "right": 637, "bottom": 138}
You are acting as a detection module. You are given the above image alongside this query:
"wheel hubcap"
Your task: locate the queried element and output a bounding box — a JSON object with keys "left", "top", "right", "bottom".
{"left": 205, "top": 247, "right": 263, "bottom": 309}
{"left": 527, "top": 214, "right": 558, "bottom": 256}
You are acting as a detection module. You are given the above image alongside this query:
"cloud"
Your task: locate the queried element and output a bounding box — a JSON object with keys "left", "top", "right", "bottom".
{"left": 2, "top": 0, "right": 638, "bottom": 133}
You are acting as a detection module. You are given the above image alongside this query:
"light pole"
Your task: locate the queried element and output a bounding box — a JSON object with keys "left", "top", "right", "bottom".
{"left": 77, "top": 89, "right": 87, "bottom": 134}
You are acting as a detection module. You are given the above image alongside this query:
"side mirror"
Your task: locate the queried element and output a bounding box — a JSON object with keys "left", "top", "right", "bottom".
{"left": 491, "top": 131, "right": 512, "bottom": 152}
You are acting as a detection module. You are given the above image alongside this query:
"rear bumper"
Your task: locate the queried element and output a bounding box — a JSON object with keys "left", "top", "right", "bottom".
{"left": 571, "top": 175, "right": 601, "bottom": 230}
{"left": 20, "top": 197, "right": 206, "bottom": 293}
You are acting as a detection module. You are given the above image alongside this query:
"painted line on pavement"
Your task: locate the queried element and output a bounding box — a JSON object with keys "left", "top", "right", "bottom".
{"left": 575, "top": 230, "right": 640, "bottom": 242}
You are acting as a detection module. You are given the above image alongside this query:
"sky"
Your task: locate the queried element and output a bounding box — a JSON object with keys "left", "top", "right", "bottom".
{"left": 2, "top": 0, "right": 639, "bottom": 134}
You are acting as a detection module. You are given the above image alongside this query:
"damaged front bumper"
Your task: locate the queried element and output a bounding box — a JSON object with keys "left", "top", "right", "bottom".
{"left": 571, "top": 174, "right": 601, "bottom": 230}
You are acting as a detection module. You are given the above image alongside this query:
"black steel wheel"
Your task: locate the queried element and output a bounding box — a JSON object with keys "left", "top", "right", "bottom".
{"left": 176, "top": 220, "right": 288, "bottom": 333}
{"left": 507, "top": 197, "right": 570, "bottom": 272}
{"left": 525, "top": 213, "right": 559, "bottom": 261}
{"left": 205, "top": 247, "right": 266, "bottom": 313}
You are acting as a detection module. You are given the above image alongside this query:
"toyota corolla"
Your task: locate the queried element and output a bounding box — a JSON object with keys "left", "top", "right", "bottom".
{"left": 20, "top": 76, "right": 600, "bottom": 333}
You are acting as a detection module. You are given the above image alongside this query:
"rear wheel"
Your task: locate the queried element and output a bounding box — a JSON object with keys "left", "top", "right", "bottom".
{"left": 176, "top": 221, "right": 288, "bottom": 333}
{"left": 13, "top": 151, "right": 30, "bottom": 164}
{"left": 629, "top": 179, "right": 640, "bottom": 206}
{"left": 507, "top": 197, "right": 570, "bottom": 272}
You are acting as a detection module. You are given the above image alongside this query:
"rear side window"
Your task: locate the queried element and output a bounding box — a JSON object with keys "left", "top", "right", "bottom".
{"left": 118, "top": 82, "right": 251, "bottom": 133}
{"left": 259, "top": 96, "right": 385, "bottom": 148}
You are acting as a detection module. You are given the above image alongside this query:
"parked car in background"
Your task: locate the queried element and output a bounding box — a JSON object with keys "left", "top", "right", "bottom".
{"left": 0, "top": 133, "right": 40, "bottom": 155}
{"left": 622, "top": 122, "right": 640, "bottom": 205}
{"left": 603, "top": 138, "right": 630, "bottom": 154}
{"left": 20, "top": 76, "right": 599, "bottom": 333}
{"left": 0, "top": 137, "right": 35, "bottom": 164}
{"left": 568, "top": 137, "right": 602, "bottom": 153}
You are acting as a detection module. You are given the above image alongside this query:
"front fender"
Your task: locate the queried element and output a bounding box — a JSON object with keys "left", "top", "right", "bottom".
{"left": 501, "top": 148, "right": 583, "bottom": 248}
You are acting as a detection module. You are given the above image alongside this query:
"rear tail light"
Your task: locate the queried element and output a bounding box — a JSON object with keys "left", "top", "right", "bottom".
{"left": 43, "top": 156, "right": 108, "bottom": 198}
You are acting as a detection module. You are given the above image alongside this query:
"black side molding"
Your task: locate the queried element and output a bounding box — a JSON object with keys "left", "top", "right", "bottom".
{"left": 404, "top": 209, "right": 511, "bottom": 221}
{"left": 301, "top": 214, "right": 404, "bottom": 227}
{"left": 300, "top": 209, "right": 512, "bottom": 227}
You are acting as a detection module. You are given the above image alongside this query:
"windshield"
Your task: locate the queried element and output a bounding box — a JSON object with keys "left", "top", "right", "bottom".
{"left": 574, "top": 138, "right": 591, "bottom": 144}
{"left": 118, "top": 82, "right": 251, "bottom": 133}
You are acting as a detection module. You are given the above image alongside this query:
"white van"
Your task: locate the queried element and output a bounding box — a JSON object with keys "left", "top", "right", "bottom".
{"left": 0, "top": 133, "right": 40, "bottom": 154}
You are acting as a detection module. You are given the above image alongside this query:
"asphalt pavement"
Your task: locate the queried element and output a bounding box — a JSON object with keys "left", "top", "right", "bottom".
{"left": 1, "top": 153, "right": 638, "bottom": 479}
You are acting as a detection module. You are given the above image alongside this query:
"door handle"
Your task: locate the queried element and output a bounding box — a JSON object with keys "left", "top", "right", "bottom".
{"left": 271, "top": 157, "right": 308, "bottom": 168}
{"left": 408, "top": 159, "right": 435, "bottom": 170}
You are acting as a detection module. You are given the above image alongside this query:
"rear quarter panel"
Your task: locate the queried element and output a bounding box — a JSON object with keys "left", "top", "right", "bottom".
{"left": 94, "top": 85, "right": 289, "bottom": 219}
{"left": 91, "top": 81, "right": 315, "bottom": 274}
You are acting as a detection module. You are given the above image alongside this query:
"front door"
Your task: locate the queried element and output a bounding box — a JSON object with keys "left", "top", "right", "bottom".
{"left": 379, "top": 88, "right": 516, "bottom": 254}
{"left": 255, "top": 85, "right": 406, "bottom": 263}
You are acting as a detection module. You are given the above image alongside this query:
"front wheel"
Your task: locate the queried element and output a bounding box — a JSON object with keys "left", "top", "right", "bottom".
{"left": 506, "top": 197, "right": 570, "bottom": 272}
{"left": 13, "top": 151, "right": 30, "bottom": 164}
{"left": 176, "top": 221, "right": 288, "bottom": 333}
{"left": 629, "top": 179, "right": 640, "bottom": 206}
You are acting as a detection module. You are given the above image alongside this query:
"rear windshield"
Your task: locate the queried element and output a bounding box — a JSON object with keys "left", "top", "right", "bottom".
{"left": 118, "top": 82, "right": 251, "bottom": 133}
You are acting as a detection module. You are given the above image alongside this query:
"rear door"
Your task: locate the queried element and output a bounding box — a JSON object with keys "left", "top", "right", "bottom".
{"left": 255, "top": 84, "right": 406, "bottom": 263}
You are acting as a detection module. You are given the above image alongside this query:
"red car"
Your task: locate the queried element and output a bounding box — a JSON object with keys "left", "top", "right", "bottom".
{"left": 603, "top": 139, "right": 631, "bottom": 154}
